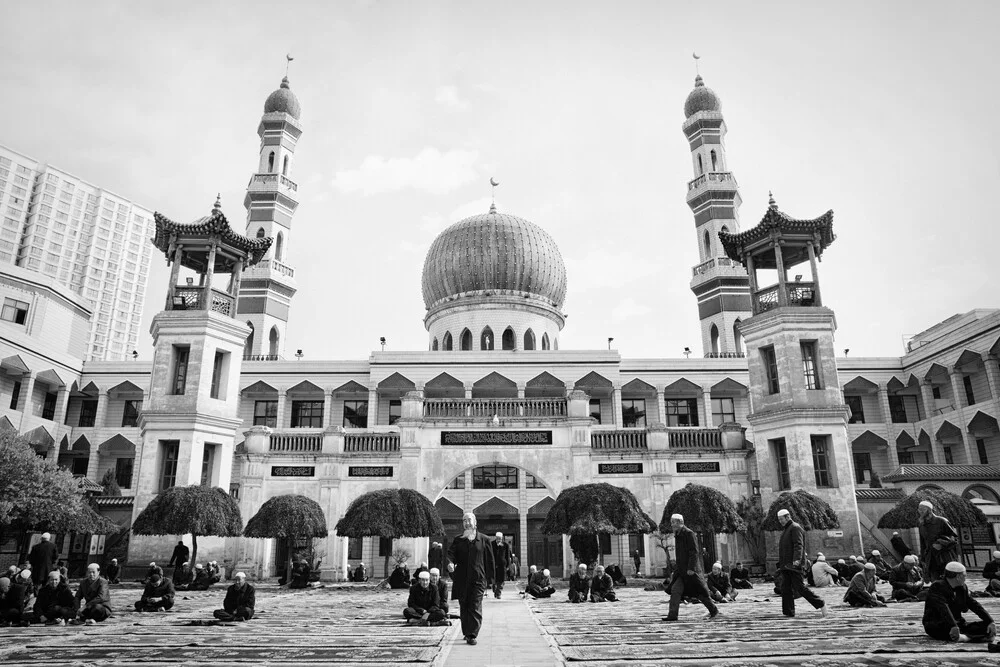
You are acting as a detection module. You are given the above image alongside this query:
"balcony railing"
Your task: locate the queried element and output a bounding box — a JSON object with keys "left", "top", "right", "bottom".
{"left": 255, "top": 258, "right": 295, "bottom": 278}
{"left": 668, "top": 427, "right": 722, "bottom": 449}
{"left": 692, "top": 257, "right": 740, "bottom": 276}
{"left": 269, "top": 432, "right": 322, "bottom": 453}
{"left": 591, "top": 429, "right": 648, "bottom": 450}
{"left": 753, "top": 282, "right": 817, "bottom": 313}
{"left": 687, "top": 171, "right": 736, "bottom": 192}
{"left": 423, "top": 398, "right": 568, "bottom": 420}
{"left": 249, "top": 173, "right": 299, "bottom": 193}
{"left": 243, "top": 354, "right": 280, "bottom": 361}
{"left": 345, "top": 432, "right": 400, "bottom": 453}
{"left": 170, "top": 286, "right": 235, "bottom": 316}
{"left": 704, "top": 352, "right": 746, "bottom": 359}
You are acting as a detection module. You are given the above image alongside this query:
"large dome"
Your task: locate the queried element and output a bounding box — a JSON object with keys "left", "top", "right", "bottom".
{"left": 421, "top": 207, "right": 567, "bottom": 311}
{"left": 264, "top": 77, "right": 302, "bottom": 119}
{"left": 684, "top": 75, "right": 721, "bottom": 118}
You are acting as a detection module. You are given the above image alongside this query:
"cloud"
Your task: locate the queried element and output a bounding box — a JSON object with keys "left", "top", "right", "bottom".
{"left": 610, "top": 297, "right": 652, "bottom": 322}
{"left": 448, "top": 197, "right": 494, "bottom": 222}
{"left": 417, "top": 213, "right": 447, "bottom": 234}
{"left": 564, "top": 248, "right": 664, "bottom": 292}
{"left": 331, "top": 148, "right": 479, "bottom": 196}
{"left": 434, "top": 85, "right": 470, "bottom": 112}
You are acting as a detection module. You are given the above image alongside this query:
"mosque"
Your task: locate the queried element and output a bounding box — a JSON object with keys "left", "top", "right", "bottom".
{"left": 2, "top": 71, "right": 999, "bottom": 581}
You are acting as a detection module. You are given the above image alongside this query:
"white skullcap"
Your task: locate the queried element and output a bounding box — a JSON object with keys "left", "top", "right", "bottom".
{"left": 418, "top": 571, "right": 430, "bottom": 579}
{"left": 712, "top": 562, "right": 722, "bottom": 569}
{"left": 670, "top": 513, "right": 683, "bottom": 521}
{"left": 235, "top": 571, "right": 246, "bottom": 578}
{"left": 777, "top": 509, "right": 790, "bottom": 517}
{"left": 945, "top": 561, "right": 966, "bottom": 574}
{"left": 496, "top": 532, "right": 503, "bottom": 538}
{"left": 817, "top": 554, "right": 826, "bottom": 561}
{"left": 837, "top": 559, "right": 845, "bottom": 564}
{"left": 904, "top": 555, "right": 917, "bottom": 564}
{"left": 18, "top": 570, "right": 31, "bottom": 580}
{"left": 849, "top": 555, "right": 857, "bottom": 561}
{"left": 892, "top": 532, "right": 899, "bottom": 536}
{"left": 543, "top": 569, "right": 550, "bottom": 576}
{"left": 41, "top": 533, "right": 51, "bottom": 540}
{"left": 429, "top": 568, "right": 440, "bottom": 575}
{"left": 993, "top": 551, "right": 1000, "bottom": 559}
{"left": 864, "top": 562, "right": 876, "bottom": 570}
{"left": 150, "top": 562, "right": 156, "bottom": 567}
{"left": 871, "top": 550, "right": 880, "bottom": 556}
{"left": 919, "top": 500, "right": 933, "bottom": 509}
{"left": 196, "top": 564, "right": 203, "bottom": 569}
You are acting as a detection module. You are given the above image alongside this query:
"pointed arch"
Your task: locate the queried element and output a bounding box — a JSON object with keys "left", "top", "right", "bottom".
{"left": 480, "top": 326, "right": 494, "bottom": 351}
{"left": 255, "top": 227, "right": 265, "bottom": 238}
{"left": 710, "top": 149, "right": 718, "bottom": 171}
{"left": 501, "top": 327, "right": 515, "bottom": 350}
{"left": 275, "top": 231, "right": 284, "bottom": 262}
{"left": 434, "top": 497, "right": 464, "bottom": 519}
{"left": 554, "top": 338, "right": 559, "bottom": 350}
{"left": 576, "top": 371, "right": 613, "bottom": 395}
{"left": 472, "top": 372, "right": 517, "bottom": 399}
{"left": 710, "top": 324, "right": 720, "bottom": 355}
{"left": 282, "top": 155, "right": 289, "bottom": 176}
{"left": 733, "top": 319, "right": 744, "bottom": 355}
{"left": 244, "top": 321, "right": 255, "bottom": 358}
{"left": 442, "top": 331, "right": 453, "bottom": 351}
{"left": 377, "top": 372, "right": 416, "bottom": 392}
{"left": 460, "top": 328, "right": 472, "bottom": 351}
{"left": 697, "top": 154, "right": 703, "bottom": 175}
{"left": 523, "top": 328, "right": 536, "bottom": 351}
{"left": 268, "top": 326, "right": 280, "bottom": 357}
{"left": 711, "top": 377, "right": 748, "bottom": 395}
{"left": 704, "top": 230, "right": 712, "bottom": 259}
{"left": 936, "top": 420, "right": 962, "bottom": 440}
{"left": 432, "top": 337, "right": 439, "bottom": 351}
{"left": 526, "top": 372, "right": 564, "bottom": 398}
{"left": 664, "top": 378, "right": 700, "bottom": 395}
{"left": 527, "top": 496, "right": 556, "bottom": 517}
{"left": 332, "top": 380, "right": 368, "bottom": 395}
{"left": 287, "top": 380, "right": 323, "bottom": 395}
{"left": 541, "top": 333, "right": 550, "bottom": 350}
{"left": 425, "top": 373, "right": 464, "bottom": 399}
{"left": 622, "top": 378, "right": 656, "bottom": 395}
{"left": 240, "top": 380, "right": 278, "bottom": 394}
{"left": 896, "top": 431, "right": 915, "bottom": 449}
{"left": 473, "top": 496, "right": 518, "bottom": 516}
{"left": 267, "top": 151, "right": 275, "bottom": 172}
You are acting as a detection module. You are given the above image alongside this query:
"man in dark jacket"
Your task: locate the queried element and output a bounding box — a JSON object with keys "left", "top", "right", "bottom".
{"left": 891, "top": 531, "right": 913, "bottom": 559}
{"left": 589, "top": 565, "right": 618, "bottom": 602}
{"left": 168, "top": 541, "right": 189, "bottom": 568}
{"left": 33, "top": 571, "right": 75, "bottom": 624}
{"left": 730, "top": 561, "right": 753, "bottom": 589}
{"left": 213, "top": 572, "right": 255, "bottom": 621}
{"left": 0, "top": 575, "right": 31, "bottom": 626}
{"left": 74, "top": 563, "right": 111, "bottom": 624}
{"left": 28, "top": 533, "right": 58, "bottom": 588}
{"left": 983, "top": 550, "right": 1000, "bottom": 596}
{"left": 403, "top": 571, "right": 445, "bottom": 625}
{"left": 776, "top": 509, "right": 827, "bottom": 618}
{"left": 890, "top": 555, "right": 927, "bottom": 602}
{"left": 447, "top": 511, "right": 495, "bottom": 646}
{"left": 918, "top": 500, "right": 959, "bottom": 582}
{"left": 490, "top": 533, "right": 513, "bottom": 599}
{"left": 923, "top": 561, "right": 995, "bottom": 642}
{"left": 663, "top": 513, "right": 718, "bottom": 622}
{"left": 429, "top": 568, "right": 450, "bottom": 618}
{"left": 105, "top": 558, "right": 121, "bottom": 584}
{"left": 568, "top": 563, "right": 591, "bottom": 603}
{"left": 843, "top": 563, "right": 887, "bottom": 607}
{"left": 707, "top": 562, "right": 737, "bottom": 603}
{"left": 389, "top": 563, "right": 411, "bottom": 589}
{"left": 526, "top": 568, "right": 556, "bottom": 598}
{"left": 134, "top": 573, "right": 176, "bottom": 612}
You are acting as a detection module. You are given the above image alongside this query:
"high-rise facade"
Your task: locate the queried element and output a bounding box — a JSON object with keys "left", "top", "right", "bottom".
{"left": 0, "top": 144, "right": 153, "bottom": 361}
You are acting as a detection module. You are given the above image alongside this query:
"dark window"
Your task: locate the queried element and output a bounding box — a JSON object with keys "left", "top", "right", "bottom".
{"left": 343, "top": 400, "right": 368, "bottom": 428}
{"left": 801, "top": 341, "right": 820, "bottom": 389}
{"left": 811, "top": 435, "right": 832, "bottom": 487}
{"left": 888, "top": 395, "right": 908, "bottom": 423}
{"left": 628, "top": 533, "right": 645, "bottom": 557}
{"left": 845, "top": 395, "right": 865, "bottom": 424}
{"left": 963, "top": 375, "right": 975, "bottom": 406}
{"left": 348, "top": 537, "right": 363, "bottom": 560}
{"left": 253, "top": 400, "right": 277, "bottom": 427}
{"left": 541, "top": 333, "right": 550, "bottom": 350}
{"left": 378, "top": 537, "right": 391, "bottom": 557}
{"left": 431, "top": 338, "right": 438, "bottom": 351}
{"left": 210, "top": 350, "right": 225, "bottom": 399}
{"left": 762, "top": 346, "right": 780, "bottom": 394}
{"left": 622, "top": 399, "right": 646, "bottom": 428}
{"left": 115, "top": 457, "right": 134, "bottom": 488}
{"left": 388, "top": 399, "right": 401, "bottom": 426}
{"left": 229, "top": 483, "right": 240, "bottom": 499}
{"left": 78, "top": 399, "right": 97, "bottom": 427}
{"left": 171, "top": 346, "right": 190, "bottom": 395}
{"left": 524, "top": 329, "right": 535, "bottom": 350}
{"left": 932, "top": 385, "right": 942, "bottom": 400}
{"left": 201, "top": 443, "right": 217, "bottom": 486}
{"left": 944, "top": 446, "right": 954, "bottom": 465}
{"left": 442, "top": 332, "right": 453, "bottom": 351}
{"left": 9, "top": 380, "right": 20, "bottom": 410}
{"left": 268, "top": 151, "right": 275, "bottom": 172}
{"left": 666, "top": 398, "right": 699, "bottom": 427}
{"left": 71, "top": 457, "right": 88, "bottom": 476}
{"left": 291, "top": 400, "right": 323, "bottom": 428}
{"left": 898, "top": 451, "right": 914, "bottom": 465}
{"left": 446, "top": 474, "right": 465, "bottom": 489}
{"left": 1, "top": 297, "right": 29, "bottom": 325}
{"left": 41, "top": 392, "right": 57, "bottom": 420}
{"left": 977, "top": 438, "right": 988, "bottom": 465}
{"left": 773, "top": 438, "right": 791, "bottom": 490}
{"left": 501, "top": 328, "right": 515, "bottom": 350}
{"left": 122, "top": 399, "right": 141, "bottom": 427}
{"left": 160, "top": 440, "right": 179, "bottom": 491}
{"left": 598, "top": 533, "right": 612, "bottom": 555}
{"left": 589, "top": 398, "right": 602, "bottom": 424}
{"left": 460, "top": 330, "right": 472, "bottom": 351}
{"left": 712, "top": 397, "right": 735, "bottom": 426}
{"left": 853, "top": 451, "right": 873, "bottom": 484}
{"left": 473, "top": 465, "right": 518, "bottom": 489}
{"left": 481, "top": 327, "right": 494, "bottom": 350}
{"left": 525, "top": 472, "right": 546, "bottom": 489}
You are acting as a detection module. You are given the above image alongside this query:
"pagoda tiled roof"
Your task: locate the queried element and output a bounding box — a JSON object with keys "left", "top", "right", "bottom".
{"left": 76, "top": 476, "right": 106, "bottom": 493}
{"left": 882, "top": 464, "right": 1000, "bottom": 482}
{"left": 719, "top": 205, "right": 835, "bottom": 263}
{"left": 152, "top": 210, "right": 272, "bottom": 267}
{"left": 94, "top": 495, "right": 135, "bottom": 507}
{"left": 855, "top": 488, "right": 906, "bottom": 501}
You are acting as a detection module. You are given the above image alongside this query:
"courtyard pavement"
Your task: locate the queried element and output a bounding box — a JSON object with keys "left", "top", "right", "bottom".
{"left": 2, "top": 578, "right": 1000, "bottom": 665}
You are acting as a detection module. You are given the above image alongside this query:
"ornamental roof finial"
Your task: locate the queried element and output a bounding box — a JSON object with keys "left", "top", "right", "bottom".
{"left": 489, "top": 177, "right": 500, "bottom": 214}
{"left": 768, "top": 191, "right": 777, "bottom": 210}
{"left": 285, "top": 53, "right": 294, "bottom": 79}
{"left": 212, "top": 193, "right": 222, "bottom": 214}
{"left": 693, "top": 52, "right": 701, "bottom": 78}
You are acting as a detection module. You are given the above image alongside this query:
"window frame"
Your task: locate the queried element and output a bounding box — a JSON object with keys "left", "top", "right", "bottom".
{"left": 171, "top": 345, "right": 190, "bottom": 395}
{"left": 621, "top": 398, "right": 647, "bottom": 428}
{"left": 253, "top": 400, "right": 278, "bottom": 427}
{"left": 666, "top": 398, "right": 699, "bottom": 427}
{"left": 761, "top": 346, "right": 780, "bottom": 395}
{"left": 343, "top": 400, "right": 368, "bottom": 428}
{"left": 588, "top": 398, "right": 602, "bottom": 425}
{"left": 114, "top": 456, "right": 134, "bottom": 488}
{"left": 772, "top": 438, "right": 791, "bottom": 490}
{"left": 801, "top": 340, "right": 821, "bottom": 390}
{"left": 160, "top": 440, "right": 180, "bottom": 491}
{"left": 711, "top": 397, "right": 735, "bottom": 426}
{"left": 290, "top": 400, "right": 324, "bottom": 428}
{"left": 845, "top": 395, "right": 865, "bottom": 424}
{"left": 78, "top": 399, "right": 98, "bottom": 427}
{"left": 810, "top": 435, "right": 832, "bottom": 487}
{"left": 1, "top": 297, "right": 29, "bottom": 325}
{"left": 472, "top": 465, "right": 518, "bottom": 490}
{"left": 388, "top": 399, "right": 402, "bottom": 426}
{"left": 121, "top": 399, "right": 141, "bottom": 427}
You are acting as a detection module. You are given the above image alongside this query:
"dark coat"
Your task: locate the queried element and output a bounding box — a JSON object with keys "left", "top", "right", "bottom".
{"left": 984, "top": 560, "right": 1000, "bottom": 582}
{"left": 168, "top": 544, "right": 190, "bottom": 567}
{"left": 34, "top": 582, "right": 74, "bottom": 614}
{"left": 140, "top": 578, "right": 176, "bottom": 604}
{"left": 889, "top": 563, "right": 924, "bottom": 594}
{"left": 568, "top": 572, "right": 591, "bottom": 597}
{"left": 76, "top": 577, "right": 111, "bottom": 610}
{"left": 434, "top": 579, "right": 449, "bottom": 613}
{"left": 590, "top": 573, "right": 614, "bottom": 597}
{"left": 923, "top": 579, "right": 991, "bottom": 630}
{"left": 389, "top": 566, "right": 410, "bottom": 589}
{"left": 891, "top": 534, "right": 913, "bottom": 558}
{"left": 447, "top": 532, "right": 495, "bottom": 601}
{"left": 491, "top": 540, "right": 513, "bottom": 580}
{"left": 672, "top": 525, "right": 702, "bottom": 578}
{"left": 707, "top": 571, "right": 733, "bottom": 596}
{"left": 919, "top": 514, "right": 959, "bottom": 577}
{"left": 777, "top": 521, "right": 806, "bottom": 571}
{"left": 105, "top": 563, "right": 121, "bottom": 581}
{"left": 428, "top": 544, "right": 444, "bottom": 573}
{"left": 406, "top": 582, "right": 440, "bottom": 614}
{"left": 222, "top": 582, "right": 255, "bottom": 613}
{"left": 28, "top": 540, "right": 58, "bottom": 585}
{"left": 730, "top": 566, "right": 750, "bottom": 583}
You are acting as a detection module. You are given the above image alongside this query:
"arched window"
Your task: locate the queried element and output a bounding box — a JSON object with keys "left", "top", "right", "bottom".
{"left": 268, "top": 151, "right": 275, "bottom": 173}
{"left": 268, "top": 326, "right": 279, "bottom": 357}
{"left": 443, "top": 332, "right": 453, "bottom": 351}
{"left": 523, "top": 329, "right": 535, "bottom": 351}
{"left": 282, "top": 155, "right": 289, "bottom": 176}
{"left": 541, "top": 333, "right": 550, "bottom": 350}
{"left": 480, "top": 327, "right": 494, "bottom": 351}
{"left": 256, "top": 227, "right": 265, "bottom": 238}
{"left": 697, "top": 154, "right": 704, "bottom": 175}
{"left": 710, "top": 324, "right": 719, "bottom": 355}
{"left": 710, "top": 149, "right": 718, "bottom": 171}
{"left": 460, "top": 329, "right": 472, "bottom": 351}
{"left": 733, "top": 319, "right": 744, "bottom": 356}
{"left": 554, "top": 338, "right": 559, "bottom": 350}
{"left": 244, "top": 322, "right": 255, "bottom": 359}
{"left": 501, "top": 327, "right": 515, "bottom": 350}
{"left": 275, "top": 231, "right": 284, "bottom": 261}
{"left": 704, "top": 230, "right": 712, "bottom": 258}
{"left": 432, "top": 338, "right": 439, "bottom": 351}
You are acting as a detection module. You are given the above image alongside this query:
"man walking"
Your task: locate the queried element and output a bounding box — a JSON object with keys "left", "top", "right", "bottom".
{"left": 918, "top": 500, "right": 958, "bottom": 582}
{"left": 662, "top": 513, "right": 718, "bottom": 622}
{"left": 490, "top": 532, "right": 512, "bottom": 599}
{"left": 447, "top": 512, "right": 495, "bottom": 646}
{"left": 776, "top": 508, "right": 828, "bottom": 618}
{"left": 28, "top": 533, "right": 58, "bottom": 589}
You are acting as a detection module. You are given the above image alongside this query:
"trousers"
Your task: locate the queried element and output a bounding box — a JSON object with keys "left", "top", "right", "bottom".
{"left": 780, "top": 569, "right": 824, "bottom": 616}
{"left": 457, "top": 586, "right": 485, "bottom": 639}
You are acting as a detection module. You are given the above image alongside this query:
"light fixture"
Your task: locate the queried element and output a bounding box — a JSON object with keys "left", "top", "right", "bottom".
{"left": 683, "top": 347, "right": 691, "bottom": 358}
{"left": 131, "top": 350, "right": 138, "bottom": 361}
{"left": 379, "top": 336, "right": 386, "bottom": 351}
{"left": 295, "top": 349, "right": 303, "bottom": 360}
{"left": 794, "top": 274, "right": 803, "bottom": 282}
{"left": 844, "top": 348, "right": 850, "bottom": 357}
{"left": 607, "top": 337, "right": 614, "bottom": 350}
{"left": 186, "top": 276, "right": 194, "bottom": 286}
{"left": 751, "top": 479, "right": 761, "bottom": 496}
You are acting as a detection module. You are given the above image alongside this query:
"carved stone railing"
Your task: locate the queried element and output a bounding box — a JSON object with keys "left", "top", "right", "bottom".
{"left": 591, "top": 429, "right": 648, "bottom": 450}
{"left": 787, "top": 282, "right": 818, "bottom": 307}
{"left": 169, "top": 286, "right": 235, "bottom": 317}
{"left": 423, "top": 398, "right": 568, "bottom": 420}
{"left": 243, "top": 354, "right": 280, "bottom": 361}
{"left": 269, "top": 431, "right": 322, "bottom": 453}
{"left": 280, "top": 175, "right": 298, "bottom": 192}
{"left": 209, "top": 289, "right": 234, "bottom": 316}
{"left": 687, "top": 171, "right": 736, "bottom": 192}
{"left": 344, "top": 432, "right": 400, "bottom": 453}
{"left": 692, "top": 257, "right": 740, "bottom": 276}
{"left": 249, "top": 173, "right": 298, "bottom": 193}
{"left": 753, "top": 284, "right": 780, "bottom": 313}
{"left": 668, "top": 427, "right": 722, "bottom": 449}
{"left": 704, "top": 352, "right": 746, "bottom": 359}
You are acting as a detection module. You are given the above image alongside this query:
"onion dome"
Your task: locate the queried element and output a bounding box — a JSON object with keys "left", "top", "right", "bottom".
{"left": 264, "top": 77, "right": 301, "bottom": 119}
{"left": 684, "top": 75, "right": 721, "bottom": 118}
{"left": 421, "top": 207, "right": 567, "bottom": 311}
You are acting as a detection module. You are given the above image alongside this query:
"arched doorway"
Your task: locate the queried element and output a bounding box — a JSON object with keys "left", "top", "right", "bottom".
{"left": 527, "top": 497, "right": 562, "bottom": 573}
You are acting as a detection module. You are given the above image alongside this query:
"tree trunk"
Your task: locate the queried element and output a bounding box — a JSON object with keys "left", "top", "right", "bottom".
{"left": 191, "top": 534, "right": 198, "bottom": 568}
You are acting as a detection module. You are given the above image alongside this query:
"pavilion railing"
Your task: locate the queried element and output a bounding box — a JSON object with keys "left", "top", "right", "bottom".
{"left": 254, "top": 259, "right": 295, "bottom": 278}
{"left": 423, "top": 398, "right": 568, "bottom": 419}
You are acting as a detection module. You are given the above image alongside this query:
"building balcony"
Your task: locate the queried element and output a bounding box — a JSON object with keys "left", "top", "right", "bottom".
{"left": 590, "top": 426, "right": 729, "bottom": 451}
{"left": 422, "top": 398, "right": 568, "bottom": 421}
{"left": 247, "top": 172, "right": 298, "bottom": 194}
{"left": 269, "top": 429, "right": 323, "bottom": 453}
{"left": 667, "top": 427, "right": 723, "bottom": 449}
{"left": 169, "top": 286, "right": 236, "bottom": 317}
{"left": 692, "top": 256, "right": 742, "bottom": 277}
{"left": 591, "top": 428, "right": 648, "bottom": 450}
{"left": 344, "top": 431, "right": 400, "bottom": 453}
{"left": 252, "top": 258, "right": 295, "bottom": 278}
{"left": 246, "top": 427, "right": 400, "bottom": 456}
{"left": 753, "top": 282, "right": 817, "bottom": 314}
{"left": 687, "top": 171, "right": 737, "bottom": 193}
{"left": 243, "top": 354, "right": 280, "bottom": 362}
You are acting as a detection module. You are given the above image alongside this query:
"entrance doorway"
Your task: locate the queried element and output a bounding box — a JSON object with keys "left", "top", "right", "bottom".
{"left": 527, "top": 497, "right": 562, "bottom": 573}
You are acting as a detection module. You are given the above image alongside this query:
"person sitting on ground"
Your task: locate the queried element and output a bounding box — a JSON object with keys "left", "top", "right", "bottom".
{"left": 32, "top": 570, "right": 75, "bottom": 625}
{"left": 590, "top": 565, "right": 618, "bottom": 602}
{"left": 811, "top": 554, "right": 842, "bottom": 588}
{"left": 105, "top": 558, "right": 121, "bottom": 585}
{"left": 213, "top": 572, "right": 255, "bottom": 622}
{"left": 289, "top": 559, "right": 311, "bottom": 589}
{"left": 730, "top": 561, "right": 753, "bottom": 589}
{"left": 389, "top": 562, "right": 411, "bottom": 589}
{"left": 353, "top": 562, "right": 368, "bottom": 582}
{"left": 869, "top": 550, "right": 892, "bottom": 581}
{"left": 174, "top": 562, "right": 196, "bottom": 590}
{"left": 833, "top": 558, "right": 849, "bottom": 582}
{"left": 607, "top": 563, "right": 627, "bottom": 587}
{"left": 569, "top": 563, "right": 591, "bottom": 603}
{"left": 845, "top": 556, "right": 864, "bottom": 579}
{"left": 429, "top": 568, "right": 450, "bottom": 621}
{"left": 1, "top": 575, "right": 31, "bottom": 627}
{"left": 923, "top": 561, "right": 996, "bottom": 643}
{"left": 134, "top": 572, "right": 175, "bottom": 612}
{"left": 844, "top": 563, "right": 887, "bottom": 608}
{"left": 74, "top": 563, "right": 112, "bottom": 625}
{"left": 891, "top": 531, "right": 913, "bottom": 559}
{"left": 188, "top": 564, "right": 217, "bottom": 591}
{"left": 403, "top": 570, "right": 446, "bottom": 626}
{"left": 145, "top": 562, "right": 163, "bottom": 584}
{"left": 983, "top": 551, "right": 1000, "bottom": 596}
{"left": 707, "top": 562, "right": 737, "bottom": 602}
{"left": 890, "top": 554, "right": 927, "bottom": 602}
{"left": 527, "top": 568, "right": 556, "bottom": 599}
{"left": 411, "top": 561, "right": 429, "bottom": 585}
{"left": 14, "top": 569, "right": 34, "bottom": 614}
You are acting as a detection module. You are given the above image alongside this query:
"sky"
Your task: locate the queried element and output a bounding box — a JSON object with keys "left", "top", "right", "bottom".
{"left": 1, "top": 0, "right": 998, "bottom": 361}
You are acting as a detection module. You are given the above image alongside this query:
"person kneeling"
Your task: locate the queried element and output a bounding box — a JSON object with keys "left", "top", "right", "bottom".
{"left": 707, "top": 562, "right": 737, "bottom": 602}
{"left": 844, "top": 563, "right": 887, "bottom": 608}
{"left": 526, "top": 568, "right": 556, "bottom": 598}
{"left": 135, "top": 573, "right": 175, "bottom": 612}
{"left": 568, "top": 563, "right": 590, "bottom": 603}
{"left": 589, "top": 565, "right": 618, "bottom": 602}
{"left": 923, "top": 561, "right": 996, "bottom": 643}
{"left": 403, "top": 571, "right": 445, "bottom": 626}
{"left": 32, "top": 571, "right": 75, "bottom": 625}
{"left": 214, "top": 572, "right": 255, "bottom": 622}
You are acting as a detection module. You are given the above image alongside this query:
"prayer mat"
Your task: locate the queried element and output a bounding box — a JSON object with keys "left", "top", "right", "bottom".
{"left": 0, "top": 646, "right": 439, "bottom": 663}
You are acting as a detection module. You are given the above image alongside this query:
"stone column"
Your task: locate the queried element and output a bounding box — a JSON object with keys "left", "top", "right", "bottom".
{"left": 919, "top": 380, "right": 937, "bottom": 423}
{"left": 275, "top": 390, "right": 287, "bottom": 430}
{"left": 701, "top": 386, "right": 713, "bottom": 428}
{"left": 877, "top": 384, "right": 892, "bottom": 427}
{"left": 322, "top": 391, "right": 333, "bottom": 428}
{"left": 985, "top": 355, "right": 1000, "bottom": 403}
{"left": 516, "top": 383, "right": 525, "bottom": 400}
{"left": 519, "top": 511, "right": 528, "bottom": 580}
{"left": 17, "top": 373, "right": 35, "bottom": 426}
{"left": 655, "top": 387, "right": 667, "bottom": 425}
{"left": 949, "top": 371, "right": 966, "bottom": 412}
{"left": 464, "top": 384, "right": 473, "bottom": 400}
{"left": 95, "top": 392, "right": 109, "bottom": 429}
{"left": 954, "top": 428, "right": 974, "bottom": 466}
{"left": 367, "top": 388, "right": 378, "bottom": 428}
{"left": 611, "top": 385, "right": 622, "bottom": 426}
{"left": 53, "top": 385, "right": 70, "bottom": 426}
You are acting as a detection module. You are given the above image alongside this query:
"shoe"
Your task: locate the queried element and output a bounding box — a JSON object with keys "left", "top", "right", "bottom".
{"left": 820, "top": 605, "right": 829, "bottom": 618}
{"left": 467, "top": 636, "right": 477, "bottom": 645}
{"left": 702, "top": 611, "right": 720, "bottom": 620}
{"left": 85, "top": 619, "right": 97, "bottom": 626}
{"left": 662, "top": 616, "right": 678, "bottom": 622}
{"left": 68, "top": 619, "right": 83, "bottom": 626}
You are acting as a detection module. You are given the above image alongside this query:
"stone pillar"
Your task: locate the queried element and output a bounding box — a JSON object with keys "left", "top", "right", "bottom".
{"left": 919, "top": 380, "right": 937, "bottom": 422}
{"left": 949, "top": 371, "right": 966, "bottom": 412}
{"left": 954, "top": 427, "right": 973, "bottom": 466}
{"left": 643, "top": 533, "right": 653, "bottom": 577}
{"left": 701, "top": 386, "right": 713, "bottom": 428}
{"left": 95, "top": 392, "right": 109, "bottom": 429}
{"left": 519, "top": 511, "right": 528, "bottom": 580}
{"left": 877, "top": 384, "right": 892, "bottom": 427}
{"left": 275, "top": 390, "right": 287, "bottom": 430}
{"left": 464, "top": 384, "right": 473, "bottom": 400}
{"left": 244, "top": 426, "right": 271, "bottom": 454}
{"left": 655, "top": 387, "right": 667, "bottom": 425}
{"left": 516, "top": 383, "right": 525, "bottom": 400}
{"left": 563, "top": 534, "right": 573, "bottom": 577}
{"left": 985, "top": 355, "right": 1000, "bottom": 403}
{"left": 367, "top": 389, "right": 379, "bottom": 427}
{"left": 611, "top": 385, "right": 622, "bottom": 426}
{"left": 17, "top": 374, "right": 35, "bottom": 427}
{"left": 322, "top": 392, "right": 333, "bottom": 428}
{"left": 53, "top": 386, "right": 70, "bottom": 426}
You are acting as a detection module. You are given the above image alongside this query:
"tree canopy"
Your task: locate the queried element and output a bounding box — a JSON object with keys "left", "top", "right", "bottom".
{"left": 762, "top": 489, "right": 841, "bottom": 531}
{"left": 660, "top": 483, "right": 745, "bottom": 534}
{"left": 878, "top": 488, "right": 987, "bottom": 529}
{"left": 541, "top": 483, "right": 656, "bottom": 535}
{"left": 245, "top": 494, "right": 328, "bottom": 540}
{"left": 334, "top": 488, "right": 443, "bottom": 539}
{"left": 132, "top": 485, "right": 243, "bottom": 565}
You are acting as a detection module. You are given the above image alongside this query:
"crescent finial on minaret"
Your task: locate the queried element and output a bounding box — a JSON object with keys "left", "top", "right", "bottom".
{"left": 286, "top": 53, "right": 294, "bottom": 77}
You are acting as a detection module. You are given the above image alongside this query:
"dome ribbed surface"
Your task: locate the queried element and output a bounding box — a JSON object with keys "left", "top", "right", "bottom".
{"left": 264, "top": 77, "right": 301, "bottom": 119}
{"left": 684, "top": 75, "right": 721, "bottom": 118}
{"left": 421, "top": 210, "right": 567, "bottom": 310}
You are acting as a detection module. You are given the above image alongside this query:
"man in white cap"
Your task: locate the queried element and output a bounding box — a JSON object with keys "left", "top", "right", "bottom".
{"left": 869, "top": 549, "right": 891, "bottom": 581}
{"left": 428, "top": 568, "right": 450, "bottom": 619}
{"left": 28, "top": 533, "right": 57, "bottom": 589}
{"left": 73, "top": 563, "right": 111, "bottom": 624}
{"left": 844, "top": 562, "right": 887, "bottom": 607}
{"left": 811, "top": 554, "right": 842, "bottom": 588}
{"left": 526, "top": 567, "right": 555, "bottom": 599}
{"left": 891, "top": 530, "right": 913, "bottom": 559}
{"left": 568, "top": 563, "right": 591, "bottom": 603}
{"left": 589, "top": 564, "right": 618, "bottom": 602}
{"left": 983, "top": 551, "right": 1000, "bottom": 596}
{"left": 889, "top": 554, "right": 926, "bottom": 602}
{"left": 662, "top": 513, "right": 718, "bottom": 622}
{"left": 776, "top": 508, "right": 828, "bottom": 618}
{"left": 923, "top": 561, "right": 996, "bottom": 642}
{"left": 917, "top": 500, "right": 959, "bottom": 582}
{"left": 447, "top": 511, "right": 495, "bottom": 645}
{"left": 214, "top": 572, "right": 255, "bottom": 622}
{"left": 404, "top": 570, "right": 445, "bottom": 626}
{"left": 490, "top": 532, "right": 512, "bottom": 599}
{"left": 707, "top": 562, "right": 736, "bottom": 602}
{"left": 105, "top": 558, "right": 121, "bottom": 585}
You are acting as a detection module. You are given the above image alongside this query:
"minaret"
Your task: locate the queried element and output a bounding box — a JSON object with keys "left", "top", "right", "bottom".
{"left": 682, "top": 73, "right": 753, "bottom": 357}
{"left": 237, "top": 63, "right": 303, "bottom": 360}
